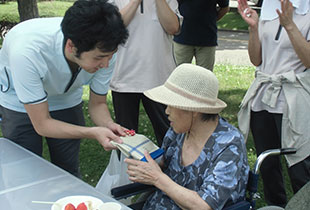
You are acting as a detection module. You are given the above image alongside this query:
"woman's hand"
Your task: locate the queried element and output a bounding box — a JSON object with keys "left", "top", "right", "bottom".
{"left": 238, "top": 0, "right": 259, "bottom": 28}
{"left": 277, "top": 0, "right": 294, "bottom": 30}
{"left": 125, "top": 151, "right": 163, "bottom": 186}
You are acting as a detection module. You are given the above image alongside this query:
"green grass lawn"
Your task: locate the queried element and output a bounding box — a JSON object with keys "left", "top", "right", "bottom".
{"left": 218, "top": 12, "right": 249, "bottom": 31}
{"left": 0, "top": 1, "right": 73, "bottom": 23}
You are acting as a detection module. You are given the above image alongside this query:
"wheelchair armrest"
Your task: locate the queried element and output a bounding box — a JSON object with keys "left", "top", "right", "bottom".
{"left": 246, "top": 171, "right": 259, "bottom": 194}
{"left": 111, "top": 182, "right": 156, "bottom": 200}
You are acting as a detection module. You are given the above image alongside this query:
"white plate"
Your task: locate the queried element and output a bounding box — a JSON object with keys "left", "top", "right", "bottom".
{"left": 51, "top": 195, "right": 104, "bottom": 210}
{"left": 99, "top": 202, "right": 121, "bottom": 210}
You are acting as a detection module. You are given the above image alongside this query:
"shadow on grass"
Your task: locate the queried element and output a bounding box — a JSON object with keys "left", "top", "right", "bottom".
{"left": 217, "top": 12, "right": 249, "bottom": 31}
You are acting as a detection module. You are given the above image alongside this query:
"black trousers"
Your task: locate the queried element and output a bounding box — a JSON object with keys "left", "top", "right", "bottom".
{"left": 0, "top": 103, "right": 85, "bottom": 177}
{"left": 250, "top": 110, "right": 310, "bottom": 207}
{"left": 112, "top": 91, "right": 169, "bottom": 147}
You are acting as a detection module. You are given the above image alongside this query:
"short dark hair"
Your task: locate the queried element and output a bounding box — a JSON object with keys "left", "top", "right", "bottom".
{"left": 61, "top": 0, "right": 128, "bottom": 57}
{"left": 200, "top": 113, "right": 218, "bottom": 122}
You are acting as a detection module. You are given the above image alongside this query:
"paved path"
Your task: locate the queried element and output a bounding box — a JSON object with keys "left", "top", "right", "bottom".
{"left": 215, "top": 30, "right": 252, "bottom": 66}
{"left": 229, "top": 0, "right": 261, "bottom": 13}
{"left": 214, "top": 0, "right": 258, "bottom": 66}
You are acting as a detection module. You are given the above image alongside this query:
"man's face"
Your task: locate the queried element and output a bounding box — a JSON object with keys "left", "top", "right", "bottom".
{"left": 75, "top": 47, "right": 117, "bottom": 73}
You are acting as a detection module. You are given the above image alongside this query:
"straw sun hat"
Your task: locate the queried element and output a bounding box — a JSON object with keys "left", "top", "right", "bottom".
{"left": 144, "top": 63, "right": 227, "bottom": 114}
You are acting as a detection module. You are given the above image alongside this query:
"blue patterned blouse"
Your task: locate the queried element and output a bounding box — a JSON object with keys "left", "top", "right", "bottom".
{"left": 143, "top": 117, "right": 249, "bottom": 210}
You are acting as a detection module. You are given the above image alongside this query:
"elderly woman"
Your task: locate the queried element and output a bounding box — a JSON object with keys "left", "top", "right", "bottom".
{"left": 125, "top": 64, "right": 249, "bottom": 210}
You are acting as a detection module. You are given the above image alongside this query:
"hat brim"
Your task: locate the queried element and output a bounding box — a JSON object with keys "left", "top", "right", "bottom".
{"left": 144, "top": 85, "right": 227, "bottom": 114}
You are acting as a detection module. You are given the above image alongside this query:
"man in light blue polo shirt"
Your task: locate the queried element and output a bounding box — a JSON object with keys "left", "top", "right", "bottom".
{"left": 0, "top": 0, "right": 128, "bottom": 177}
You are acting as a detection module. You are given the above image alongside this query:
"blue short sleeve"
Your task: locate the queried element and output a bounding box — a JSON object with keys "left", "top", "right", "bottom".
{"left": 198, "top": 142, "right": 248, "bottom": 210}
{"left": 10, "top": 52, "right": 47, "bottom": 105}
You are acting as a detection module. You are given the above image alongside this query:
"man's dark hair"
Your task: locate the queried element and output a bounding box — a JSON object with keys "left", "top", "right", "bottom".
{"left": 61, "top": 0, "right": 128, "bottom": 57}
{"left": 200, "top": 113, "right": 218, "bottom": 122}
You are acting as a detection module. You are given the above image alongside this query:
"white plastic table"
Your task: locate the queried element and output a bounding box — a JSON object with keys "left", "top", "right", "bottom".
{"left": 0, "top": 138, "right": 131, "bottom": 210}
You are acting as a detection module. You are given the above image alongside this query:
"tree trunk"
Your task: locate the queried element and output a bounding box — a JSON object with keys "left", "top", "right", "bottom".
{"left": 17, "top": 0, "right": 39, "bottom": 22}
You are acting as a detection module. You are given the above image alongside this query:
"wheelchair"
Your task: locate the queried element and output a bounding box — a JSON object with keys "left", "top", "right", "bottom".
{"left": 111, "top": 148, "right": 297, "bottom": 210}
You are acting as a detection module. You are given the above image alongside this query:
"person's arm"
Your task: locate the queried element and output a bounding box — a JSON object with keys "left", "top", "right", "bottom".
{"left": 125, "top": 152, "right": 212, "bottom": 210}
{"left": 119, "top": 0, "right": 142, "bottom": 26}
{"left": 24, "top": 101, "right": 123, "bottom": 150}
{"left": 155, "top": 0, "right": 180, "bottom": 35}
{"left": 248, "top": 24, "right": 262, "bottom": 66}
{"left": 277, "top": 0, "right": 310, "bottom": 68}
{"left": 88, "top": 90, "right": 126, "bottom": 136}
{"left": 217, "top": 6, "right": 229, "bottom": 21}
{"left": 238, "top": 0, "right": 262, "bottom": 66}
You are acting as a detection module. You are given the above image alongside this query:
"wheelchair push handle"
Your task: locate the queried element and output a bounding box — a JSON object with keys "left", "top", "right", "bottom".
{"left": 254, "top": 148, "right": 297, "bottom": 174}
{"left": 280, "top": 148, "right": 297, "bottom": 155}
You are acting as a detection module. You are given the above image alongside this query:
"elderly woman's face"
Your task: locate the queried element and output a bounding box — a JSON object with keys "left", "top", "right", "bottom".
{"left": 165, "top": 106, "right": 193, "bottom": 133}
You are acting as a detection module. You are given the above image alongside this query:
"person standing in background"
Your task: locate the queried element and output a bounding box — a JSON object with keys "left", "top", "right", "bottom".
{"left": 173, "top": 0, "right": 229, "bottom": 71}
{"left": 109, "top": 0, "right": 182, "bottom": 146}
{"left": 238, "top": 0, "right": 310, "bottom": 207}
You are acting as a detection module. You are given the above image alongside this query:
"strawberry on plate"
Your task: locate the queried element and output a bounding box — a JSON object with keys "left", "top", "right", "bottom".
{"left": 76, "top": 202, "right": 88, "bottom": 210}
{"left": 51, "top": 195, "right": 103, "bottom": 210}
{"left": 64, "top": 203, "right": 76, "bottom": 210}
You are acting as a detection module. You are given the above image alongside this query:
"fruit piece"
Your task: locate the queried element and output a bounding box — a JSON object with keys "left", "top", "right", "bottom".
{"left": 76, "top": 202, "right": 88, "bottom": 210}
{"left": 65, "top": 203, "right": 76, "bottom": 210}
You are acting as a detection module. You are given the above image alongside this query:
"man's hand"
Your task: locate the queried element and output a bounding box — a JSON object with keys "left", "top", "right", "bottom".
{"left": 92, "top": 126, "right": 123, "bottom": 151}
{"left": 125, "top": 151, "right": 163, "bottom": 186}
{"left": 106, "top": 121, "right": 127, "bottom": 137}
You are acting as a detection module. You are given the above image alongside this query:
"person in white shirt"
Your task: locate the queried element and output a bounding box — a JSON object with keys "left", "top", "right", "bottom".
{"left": 238, "top": 0, "right": 310, "bottom": 206}
{"left": 109, "top": 0, "right": 182, "bottom": 147}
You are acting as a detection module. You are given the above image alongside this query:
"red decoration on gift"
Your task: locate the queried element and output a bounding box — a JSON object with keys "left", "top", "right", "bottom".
{"left": 125, "top": 129, "right": 136, "bottom": 136}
